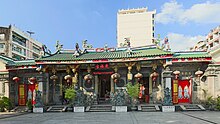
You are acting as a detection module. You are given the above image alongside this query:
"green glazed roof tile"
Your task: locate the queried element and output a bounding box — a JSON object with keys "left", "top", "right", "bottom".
{"left": 37, "top": 48, "right": 172, "bottom": 61}
{"left": 173, "top": 52, "right": 210, "bottom": 58}
{"left": 13, "top": 59, "right": 36, "bottom": 66}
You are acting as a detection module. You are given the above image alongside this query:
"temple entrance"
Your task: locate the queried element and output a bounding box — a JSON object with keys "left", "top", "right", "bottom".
{"left": 98, "top": 75, "right": 111, "bottom": 102}
{"left": 141, "top": 77, "right": 150, "bottom": 103}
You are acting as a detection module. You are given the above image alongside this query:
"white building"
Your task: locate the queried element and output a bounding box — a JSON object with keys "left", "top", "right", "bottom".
{"left": 192, "top": 25, "right": 220, "bottom": 62}
{"left": 0, "top": 25, "right": 43, "bottom": 60}
{"left": 117, "top": 8, "right": 156, "bottom": 48}
{"left": 191, "top": 25, "right": 220, "bottom": 99}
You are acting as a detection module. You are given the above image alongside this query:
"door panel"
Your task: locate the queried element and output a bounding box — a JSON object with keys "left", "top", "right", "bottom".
{"left": 178, "top": 79, "right": 192, "bottom": 103}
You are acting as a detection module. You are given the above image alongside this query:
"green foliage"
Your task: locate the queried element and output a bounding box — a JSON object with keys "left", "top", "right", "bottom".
{"left": 0, "top": 97, "right": 12, "bottom": 112}
{"left": 65, "top": 86, "right": 76, "bottom": 102}
{"left": 207, "top": 96, "right": 215, "bottom": 106}
{"left": 126, "top": 82, "right": 140, "bottom": 99}
{"left": 216, "top": 96, "right": 220, "bottom": 110}
{"left": 26, "top": 99, "right": 33, "bottom": 110}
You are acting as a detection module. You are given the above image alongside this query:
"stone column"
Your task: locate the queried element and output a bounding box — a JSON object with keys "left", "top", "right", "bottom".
{"left": 207, "top": 75, "right": 215, "bottom": 97}
{"left": 95, "top": 75, "right": 98, "bottom": 94}
{"left": 111, "top": 78, "right": 114, "bottom": 93}
{"left": 162, "top": 67, "right": 175, "bottom": 112}
{"left": 46, "top": 74, "right": 49, "bottom": 105}
{"left": 149, "top": 77, "right": 153, "bottom": 103}
{"left": 4, "top": 80, "right": 9, "bottom": 98}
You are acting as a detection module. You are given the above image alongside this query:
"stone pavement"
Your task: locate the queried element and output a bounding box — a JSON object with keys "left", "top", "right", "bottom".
{"left": 0, "top": 112, "right": 28, "bottom": 119}
{"left": 0, "top": 111, "right": 219, "bottom": 124}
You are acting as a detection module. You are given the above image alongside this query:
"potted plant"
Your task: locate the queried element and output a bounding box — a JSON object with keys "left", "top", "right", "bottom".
{"left": 0, "top": 97, "right": 12, "bottom": 112}
{"left": 126, "top": 82, "right": 140, "bottom": 111}
{"left": 65, "top": 86, "right": 76, "bottom": 106}
{"left": 114, "top": 89, "right": 128, "bottom": 112}
{"left": 26, "top": 99, "right": 33, "bottom": 112}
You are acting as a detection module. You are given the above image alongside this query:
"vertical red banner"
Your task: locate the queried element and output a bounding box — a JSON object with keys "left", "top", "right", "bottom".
{"left": 172, "top": 79, "right": 178, "bottom": 104}
{"left": 178, "top": 80, "right": 191, "bottom": 103}
{"left": 28, "top": 84, "right": 36, "bottom": 105}
{"left": 18, "top": 84, "right": 26, "bottom": 106}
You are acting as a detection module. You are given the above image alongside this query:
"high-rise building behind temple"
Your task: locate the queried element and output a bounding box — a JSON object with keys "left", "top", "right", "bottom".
{"left": 0, "top": 25, "right": 43, "bottom": 60}
{"left": 117, "top": 8, "right": 156, "bottom": 48}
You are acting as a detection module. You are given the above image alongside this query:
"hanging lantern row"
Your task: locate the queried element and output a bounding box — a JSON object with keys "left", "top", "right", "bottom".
{"left": 134, "top": 72, "right": 143, "bottom": 82}
{"left": 12, "top": 77, "right": 20, "bottom": 83}
{"left": 111, "top": 73, "right": 120, "bottom": 83}
{"left": 173, "top": 70, "right": 180, "bottom": 79}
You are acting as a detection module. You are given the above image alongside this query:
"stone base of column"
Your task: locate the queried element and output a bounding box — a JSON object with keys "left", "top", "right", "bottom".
{"left": 33, "top": 107, "right": 44, "bottom": 113}
{"left": 74, "top": 106, "right": 85, "bottom": 112}
{"left": 162, "top": 106, "right": 175, "bottom": 112}
{"left": 115, "top": 106, "right": 127, "bottom": 112}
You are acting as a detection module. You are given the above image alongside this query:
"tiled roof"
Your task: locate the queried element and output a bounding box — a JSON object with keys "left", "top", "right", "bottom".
{"left": 0, "top": 55, "right": 15, "bottom": 64}
{"left": 37, "top": 48, "right": 173, "bottom": 61}
{"left": 14, "top": 60, "right": 36, "bottom": 66}
{"left": 173, "top": 52, "right": 211, "bottom": 58}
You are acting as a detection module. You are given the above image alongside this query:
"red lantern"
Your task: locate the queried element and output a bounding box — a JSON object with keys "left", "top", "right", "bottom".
{"left": 29, "top": 77, "right": 36, "bottom": 82}
{"left": 150, "top": 72, "right": 158, "bottom": 81}
{"left": 135, "top": 73, "right": 143, "bottom": 82}
{"left": 150, "top": 72, "right": 158, "bottom": 87}
{"left": 84, "top": 74, "right": 93, "bottom": 81}
{"left": 12, "top": 77, "right": 20, "bottom": 83}
{"left": 64, "top": 75, "right": 72, "bottom": 83}
{"left": 195, "top": 70, "right": 203, "bottom": 77}
{"left": 173, "top": 70, "right": 180, "bottom": 79}
{"left": 50, "top": 75, "right": 58, "bottom": 82}
{"left": 111, "top": 73, "right": 120, "bottom": 83}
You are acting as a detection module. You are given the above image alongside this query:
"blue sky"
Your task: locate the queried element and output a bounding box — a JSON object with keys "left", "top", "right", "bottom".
{"left": 1, "top": 0, "right": 220, "bottom": 51}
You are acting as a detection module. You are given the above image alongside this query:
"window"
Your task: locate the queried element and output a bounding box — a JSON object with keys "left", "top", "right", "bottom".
{"left": 152, "top": 14, "right": 155, "bottom": 18}
{"left": 12, "top": 33, "right": 26, "bottom": 47}
{"left": 0, "top": 34, "right": 5, "bottom": 41}
{"left": 0, "top": 43, "right": 4, "bottom": 49}
{"left": 33, "top": 46, "right": 41, "bottom": 53}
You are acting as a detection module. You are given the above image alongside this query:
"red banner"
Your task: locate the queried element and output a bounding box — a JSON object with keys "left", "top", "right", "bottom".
{"left": 178, "top": 79, "right": 192, "bottom": 103}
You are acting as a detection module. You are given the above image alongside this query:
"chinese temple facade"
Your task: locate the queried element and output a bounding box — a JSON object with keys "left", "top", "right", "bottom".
{"left": 6, "top": 44, "right": 212, "bottom": 106}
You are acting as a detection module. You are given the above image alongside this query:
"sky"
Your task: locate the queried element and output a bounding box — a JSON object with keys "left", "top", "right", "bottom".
{"left": 1, "top": 0, "right": 220, "bottom": 52}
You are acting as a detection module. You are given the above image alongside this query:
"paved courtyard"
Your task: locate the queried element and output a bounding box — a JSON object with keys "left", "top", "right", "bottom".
{"left": 0, "top": 111, "right": 220, "bottom": 124}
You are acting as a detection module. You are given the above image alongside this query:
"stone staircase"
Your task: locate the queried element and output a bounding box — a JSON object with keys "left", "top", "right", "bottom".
{"left": 11, "top": 106, "right": 28, "bottom": 112}
{"left": 179, "top": 104, "right": 206, "bottom": 111}
{"left": 87, "top": 104, "right": 113, "bottom": 112}
{"left": 46, "top": 105, "right": 67, "bottom": 112}
{"left": 139, "top": 105, "right": 161, "bottom": 112}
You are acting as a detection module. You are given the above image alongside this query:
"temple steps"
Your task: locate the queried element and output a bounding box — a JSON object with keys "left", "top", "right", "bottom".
{"left": 46, "top": 105, "right": 67, "bottom": 112}
{"left": 179, "top": 104, "right": 206, "bottom": 111}
{"left": 87, "top": 104, "right": 114, "bottom": 112}
{"left": 139, "top": 104, "right": 161, "bottom": 112}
